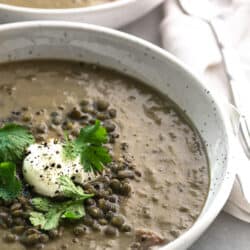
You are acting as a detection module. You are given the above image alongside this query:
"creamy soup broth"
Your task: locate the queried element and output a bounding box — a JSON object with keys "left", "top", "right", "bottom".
{"left": 0, "top": 61, "right": 209, "bottom": 250}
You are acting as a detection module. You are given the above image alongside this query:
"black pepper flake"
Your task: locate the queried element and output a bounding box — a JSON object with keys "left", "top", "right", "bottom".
{"left": 40, "top": 175, "right": 43, "bottom": 178}
{"left": 51, "top": 163, "right": 55, "bottom": 167}
{"left": 57, "top": 164, "right": 62, "bottom": 169}
{"left": 71, "top": 176, "right": 76, "bottom": 180}
{"left": 56, "top": 151, "right": 59, "bottom": 154}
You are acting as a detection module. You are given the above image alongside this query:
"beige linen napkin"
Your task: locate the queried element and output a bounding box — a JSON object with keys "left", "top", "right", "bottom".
{"left": 161, "top": 0, "right": 250, "bottom": 222}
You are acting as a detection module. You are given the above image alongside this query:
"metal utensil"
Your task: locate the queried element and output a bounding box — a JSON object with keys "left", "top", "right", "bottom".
{"left": 177, "top": 0, "right": 250, "bottom": 158}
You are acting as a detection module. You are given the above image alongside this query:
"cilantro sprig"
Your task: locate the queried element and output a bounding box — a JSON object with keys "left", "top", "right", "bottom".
{"left": 63, "top": 120, "right": 111, "bottom": 173}
{"left": 0, "top": 162, "right": 22, "bottom": 201}
{"left": 29, "top": 176, "right": 93, "bottom": 230}
{"left": 0, "top": 124, "right": 33, "bottom": 201}
{"left": 59, "top": 175, "right": 93, "bottom": 199}
{"left": 0, "top": 124, "right": 34, "bottom": 163}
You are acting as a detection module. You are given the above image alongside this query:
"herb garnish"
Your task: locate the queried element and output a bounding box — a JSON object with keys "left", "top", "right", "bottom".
{"left": 0, "top": 124, "right": 34, "bottom": 163}
{"left": 63, "top": 120, "right": 111, "bottom": 173}
{"left": 0, "top": 162, "right": 22, "bottom": 201}
{"left": 59, "top": 175, "right": 93, "bottom": 199}
{"left": 29, "top": 176, "right": 93, "bottom": 230}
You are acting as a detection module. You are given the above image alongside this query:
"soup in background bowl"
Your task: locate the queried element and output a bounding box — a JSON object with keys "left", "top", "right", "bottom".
{"left": 0, "top": 0, "right": 115, "bottom": 9}
{"left": 0, "top": 22, "right": 235, "bottom": 250}
{"left": 0, "top": 0, "right": 164, "bottom": 28}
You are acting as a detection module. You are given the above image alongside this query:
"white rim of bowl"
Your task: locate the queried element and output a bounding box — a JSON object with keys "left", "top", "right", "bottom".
{"left": 0, "top": 0, "right": 135, "bottom": 14}
{"left": 0, "top": 21, "right": 236, "bottom": 249}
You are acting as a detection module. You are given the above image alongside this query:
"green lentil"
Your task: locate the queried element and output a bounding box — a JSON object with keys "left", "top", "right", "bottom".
{"left": 104, "top": 226, "right": 118, "bottom": 237}
{"left": 52, "top": 116, "right": 62, "bottom": 125}
{"left": 103, "top": 121, "right": 116, "bottom": 132}
{"left": 22, "top": 114, "right": 32, "bottom": 122}
{"left": 10, "top": 203, "right": 22, "bottom": 211}
{"left": 39, "top": 234, "right": 49, "bottom": 243}
{"left": 98, "top": 218, "right": 108, "bottom": 225}
{"left": 73, "top": 225, "right": 87, "bottom": 236}
{"left": 11, "top": 209, "right": 23, "bottom": 217}
{"left": 3, "top": 233, "right": 17, "bottom": 243}
{"left": 83, "top": 215, "right": 94, "bottom": 226}
{"left": 92, "top": 222, "right": 101, "bottom": 232}
{"left": 117, "top": 170, "right": 135, "bottom": 179}
{"left": 111, "top": 215, "right": 125, "bottom": 228}
{"left": 95, "top": 100, "right": 109, "bottom": 111}
{"left": 48, "top": 229, "right": 59, "bottom": 239}
{"left": 121, "top": 224, "right": 132, "bottom": 233}
{"left": 87, "top": 207, "right": 103, "bottom": 219}
{"left": 108, "top": 109, "right": 117, "bottom": 118}
{"left": 25, "top": 233, "right": 41, "bottom": 245}
{"left": 120, "top": 183, "right": 132, "bottom": 196}
{"left": 68, "top": 107, "right": 82, "bottom": 120}
{"left": 12, "top": 225, "right": 26, "bottom": 234}
{"left": 110, "top": 179, "right": 121, "bottom": 193}
{"left": 80, "top": 100, "right": 89, "bottom": 106}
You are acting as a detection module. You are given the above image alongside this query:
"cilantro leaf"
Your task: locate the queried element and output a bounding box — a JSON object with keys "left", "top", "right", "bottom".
{"left": 75, "top": 120, "right": 108, "bottom": 145}
{"left": 63, "top": 131, "right": 78, "bottom": 160}
{"left": 32, "top": 197, "right": 54, "bottom": 212}
{"left": 0, "top": 124, "right": 35, "bottom": 163}
{"left": 62, "top": 202, "right": 85, "bottom": 219}
{"left": 30, "top": 176, "right": 93, "bottom": 230}
{"left": 0, "top": 162, "right": 22, "bottom": 201}
{"left": 42, "top": 209, "right": 63, "bottom": 231}
{"left": 59, "top": 176, "right": 94, "bottom": 200}
{"left": 81, "top": 145, "right": 111, "bottom": 172}
{"left": 30, "top": 209, "right": 62, "bottom": 231}
{"left": 30, "top": 198, "right": 86, "bottom": 230}
{"left": 63, "top": 120, "right": 112, "bottom": 173}
{"left": 29, "top": 212, "right": 46, "bottom": 227}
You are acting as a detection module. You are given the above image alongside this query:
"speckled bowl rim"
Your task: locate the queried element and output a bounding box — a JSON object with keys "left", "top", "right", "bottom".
{"left": 0, "top": 0, "right": 134, "bottom": 14}
{"left": 0, "top": 21, "right": 236, "bottom": 250}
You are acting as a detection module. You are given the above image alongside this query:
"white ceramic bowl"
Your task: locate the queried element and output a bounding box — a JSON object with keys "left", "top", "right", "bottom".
{"left": 0, "top": 0, "right": 164, "bottom": 27}
{"left": 0, "top": 21, "right": 236, "bottom": 249}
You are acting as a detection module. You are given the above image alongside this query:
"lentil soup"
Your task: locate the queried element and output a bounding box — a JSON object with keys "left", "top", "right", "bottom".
{"left": 0, "top": 0, "right": 115, "bottom": 9}
{"left": 0, "top": 60, "right": 209, "bottom": 250}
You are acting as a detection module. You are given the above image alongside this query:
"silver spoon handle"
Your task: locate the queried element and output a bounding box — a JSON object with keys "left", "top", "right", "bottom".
{"left": 221, "top": 47, "right": 250, "bottom": 156}
{"left": 209, "top": 20, "right": 250, "bottom": 155}
{"left": 209, "top": 21, "right": 247, "bottom": 111}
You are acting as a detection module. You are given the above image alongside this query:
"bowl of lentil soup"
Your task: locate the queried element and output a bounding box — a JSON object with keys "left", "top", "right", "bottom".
{"left": 0, "top": 0, "right": 164, "bottom": 27}
{"left": 0, "top": 21, "right": 235, "bottom": 250}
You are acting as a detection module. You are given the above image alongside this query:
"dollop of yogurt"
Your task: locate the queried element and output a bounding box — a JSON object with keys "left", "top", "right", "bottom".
{"left": 23, "top": 139, "right": 94, "bottom": 197}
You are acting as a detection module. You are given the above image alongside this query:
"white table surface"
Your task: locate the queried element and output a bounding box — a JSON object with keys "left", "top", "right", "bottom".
{"left": 121, "top": 4, "right": 250, "bottom": 250}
